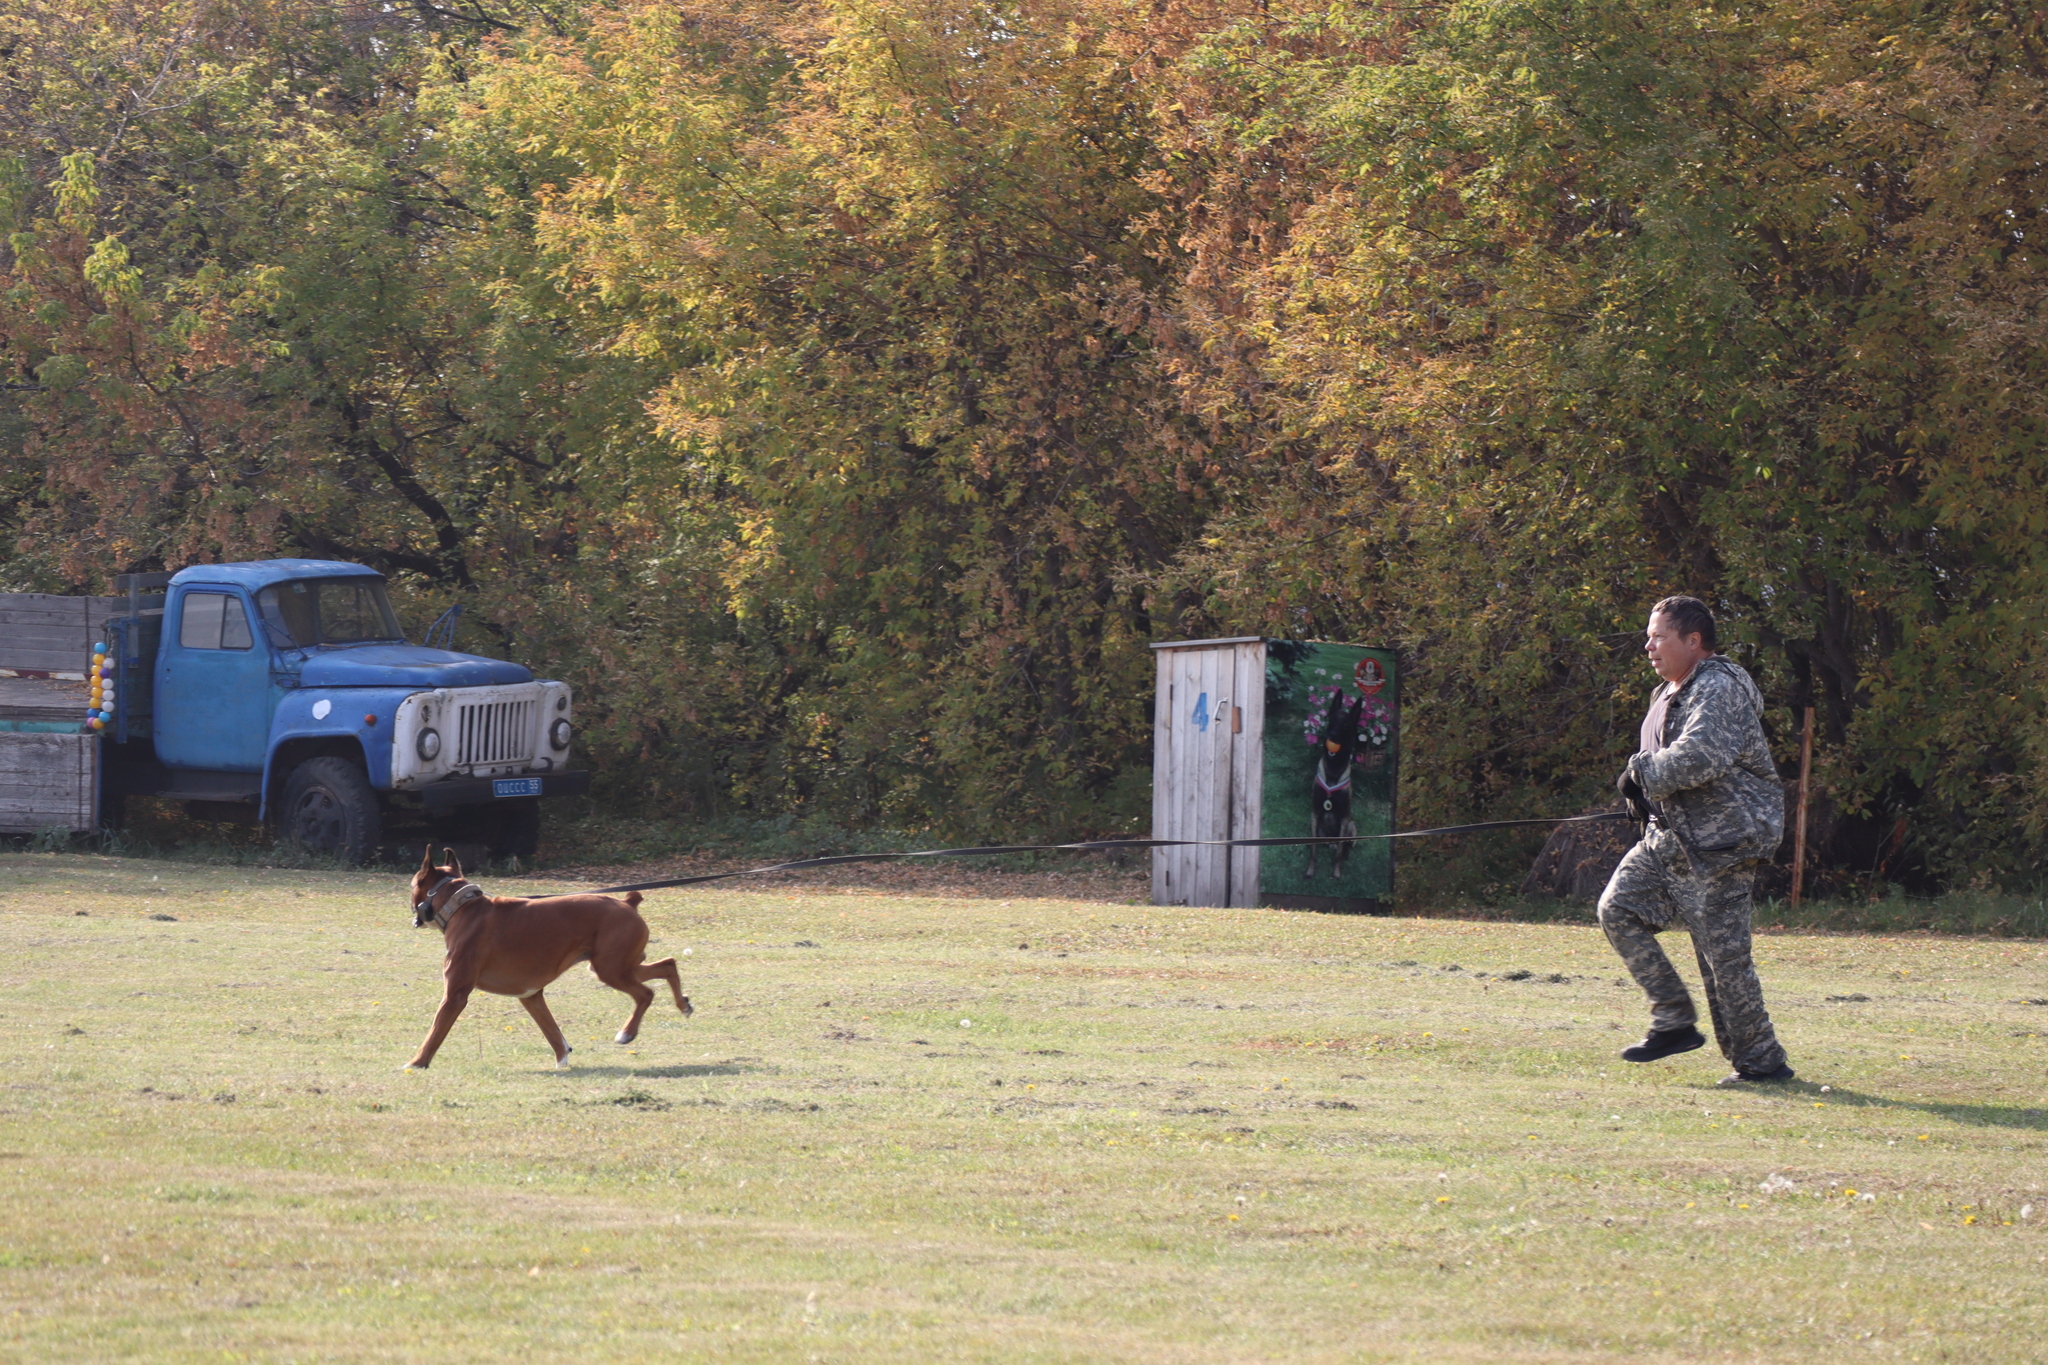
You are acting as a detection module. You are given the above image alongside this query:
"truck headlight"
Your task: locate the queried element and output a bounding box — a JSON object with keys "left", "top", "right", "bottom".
{"left": 549, "top": 717, "right": 572, "bottom": 751}
{"left": 416, "top": 728, "right": 442, "bottom": 761}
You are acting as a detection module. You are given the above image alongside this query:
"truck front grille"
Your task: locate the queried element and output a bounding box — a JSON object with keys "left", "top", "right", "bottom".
{"left": 456, "top": 698, "right": 536, "bottom": 767}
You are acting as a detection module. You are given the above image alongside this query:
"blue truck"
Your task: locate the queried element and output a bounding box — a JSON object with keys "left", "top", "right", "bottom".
{"left": 0, "top": 559, "right": 587, "bottom": 862}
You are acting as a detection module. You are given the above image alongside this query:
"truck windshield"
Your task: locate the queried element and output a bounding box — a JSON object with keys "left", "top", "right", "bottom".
{"left": 255, "top": 579, "right": 404, "bottom": 647}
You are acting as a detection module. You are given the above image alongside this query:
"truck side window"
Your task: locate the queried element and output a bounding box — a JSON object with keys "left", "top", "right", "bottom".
{"left": 178, "top": 592, "right": 253, "bottom": 651}
{"left": 222, "top": 600, "right": 253, "bottom": 649}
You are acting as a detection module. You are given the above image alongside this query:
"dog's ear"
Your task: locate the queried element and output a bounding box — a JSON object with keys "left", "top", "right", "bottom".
{"left": 420, "top": 843, "right": 435, "bottom": 873}
{"left": 444, "top": 846, "right": 462, "bottom": 878}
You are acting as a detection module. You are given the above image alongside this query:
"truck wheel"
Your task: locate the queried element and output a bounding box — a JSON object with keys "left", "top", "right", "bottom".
{"left": 489, "top": 799, "right": 541, "bottom": 863}
{"left": 280, "top": 757, "right": 382, "bottom": 865}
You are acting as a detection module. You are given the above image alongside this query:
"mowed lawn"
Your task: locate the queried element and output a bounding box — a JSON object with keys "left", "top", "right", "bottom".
{"left": 0, "top": 854, "right": 2044, "bottom": 1363}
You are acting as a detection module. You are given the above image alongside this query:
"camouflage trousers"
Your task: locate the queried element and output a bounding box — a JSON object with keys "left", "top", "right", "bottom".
{"left": 1596, "top": 833, "right": 1789, "bottom": 1075}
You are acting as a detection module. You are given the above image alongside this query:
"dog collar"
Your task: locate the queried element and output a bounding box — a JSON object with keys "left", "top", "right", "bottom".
{"left": 422, "top": 878, "right": 485, "bottom": 929}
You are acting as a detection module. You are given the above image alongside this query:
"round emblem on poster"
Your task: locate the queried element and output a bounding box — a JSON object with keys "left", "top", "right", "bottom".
{"left": 1353, "top": 658, "right": 1387, "bottom": 695}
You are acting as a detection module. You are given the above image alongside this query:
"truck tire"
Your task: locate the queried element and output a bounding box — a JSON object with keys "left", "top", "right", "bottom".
{"left": 489, "top": 799, "right": 541, "bottom": 863}
{"left": 279, "top": 757, "right": 382, "bottom": 865}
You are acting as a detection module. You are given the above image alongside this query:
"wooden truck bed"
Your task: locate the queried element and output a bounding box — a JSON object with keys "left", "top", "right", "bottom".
{"left": 0, "top": 595, "right": 108, "bottom": 835}
{"left": 0, "top": 592, "right": 120, "bottom": 679}
{"left": 0, "top": 675, "right": 88, "bottom": 726}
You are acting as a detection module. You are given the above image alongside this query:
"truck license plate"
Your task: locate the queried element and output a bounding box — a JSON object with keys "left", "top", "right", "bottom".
{"left": 492, "top": 777, "right": 543, "bottom": 798}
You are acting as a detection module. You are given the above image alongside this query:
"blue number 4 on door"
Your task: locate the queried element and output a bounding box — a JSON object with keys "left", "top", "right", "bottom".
{"left": 493, "top": 777, "right": 543, "bottom": 798}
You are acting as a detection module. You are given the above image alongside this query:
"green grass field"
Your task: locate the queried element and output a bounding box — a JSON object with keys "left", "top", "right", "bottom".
{"left": 1, "top": 851, "right": 2044, "bottom": 1363}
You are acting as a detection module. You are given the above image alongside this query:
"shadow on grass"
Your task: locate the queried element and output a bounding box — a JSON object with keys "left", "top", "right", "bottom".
{"left": 1682, "top": 1077, "right": 2048, "bottom": 1131}
{"left": 549, "top": 1063, "right": 751, "bottom": 1080}
{"left": 1810, "top": 1086, "right": 2048, "bottom": 1131}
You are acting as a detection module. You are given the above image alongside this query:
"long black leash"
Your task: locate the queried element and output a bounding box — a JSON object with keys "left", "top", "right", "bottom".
{"left": 564, "top": 811, "right": 1629, "bottom": 896}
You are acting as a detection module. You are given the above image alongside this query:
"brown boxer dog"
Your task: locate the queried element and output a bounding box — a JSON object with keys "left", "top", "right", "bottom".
{"left": 405, "top": 846, "right": 691, "bottom": 1070}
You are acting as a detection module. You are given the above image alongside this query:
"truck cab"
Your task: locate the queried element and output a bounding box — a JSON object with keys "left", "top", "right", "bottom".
{"left": 101, "top": 560, "right": 587, "bottom": 862}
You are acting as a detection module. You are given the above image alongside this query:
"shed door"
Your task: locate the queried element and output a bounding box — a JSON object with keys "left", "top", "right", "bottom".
{"left": 1151, "top": 642, "right": 1263, "bottom": 907}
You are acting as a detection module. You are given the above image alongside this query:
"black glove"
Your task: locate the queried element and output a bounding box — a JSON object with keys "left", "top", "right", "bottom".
{"left": 1616, "top": 770, "right": 1652, "bottom": 828}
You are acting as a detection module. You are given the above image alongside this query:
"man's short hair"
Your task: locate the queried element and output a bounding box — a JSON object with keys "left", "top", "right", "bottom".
{"left": 1651, "top": 595, "right": 1717, "bottom": 651}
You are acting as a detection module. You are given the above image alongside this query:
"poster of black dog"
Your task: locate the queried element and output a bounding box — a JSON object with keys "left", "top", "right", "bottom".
{"left": 1259, "top": 641, "right": 1399, "bottom": 913}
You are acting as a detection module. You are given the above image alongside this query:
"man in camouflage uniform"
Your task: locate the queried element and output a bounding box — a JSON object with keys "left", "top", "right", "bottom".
{"left": 1599, "top": 596, "right": 1794, "bottom": 1085}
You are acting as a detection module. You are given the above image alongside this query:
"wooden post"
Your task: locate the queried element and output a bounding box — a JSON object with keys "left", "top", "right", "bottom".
{"left": 1790, "top": 705, "right": 1815, "bottom": 909}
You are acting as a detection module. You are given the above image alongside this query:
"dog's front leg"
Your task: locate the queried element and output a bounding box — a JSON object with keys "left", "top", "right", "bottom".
{"left": 405, "top": 981, "right": 473, "bottom": 1070}
{"left": 520, "top": 990, "right": 573, "bottom": 1069}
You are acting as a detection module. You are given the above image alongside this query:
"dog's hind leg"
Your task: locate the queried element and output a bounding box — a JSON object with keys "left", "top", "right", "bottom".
{"left": 594, "top": 958, "right": 658, "bottom": 1044}
{"left": 637, "top": 959, "right": 693, "bottom": 1021}
{"left": 519, "top": 990, "right": 573, "bottom": 1069}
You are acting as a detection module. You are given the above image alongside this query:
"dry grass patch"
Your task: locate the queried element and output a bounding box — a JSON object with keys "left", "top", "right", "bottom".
{"left": 0, "top": 851, "right": 2044, "bottom": 1362}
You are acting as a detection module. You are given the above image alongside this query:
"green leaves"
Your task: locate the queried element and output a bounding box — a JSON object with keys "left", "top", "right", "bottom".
{"left": 81, "top": 234, "right": 140, "bottom": 307}
{"left": 53, "top": 152, "right": 97, "bottom": 230}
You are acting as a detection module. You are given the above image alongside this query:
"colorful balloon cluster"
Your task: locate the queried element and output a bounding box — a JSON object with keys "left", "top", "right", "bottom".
{"left": 85, "top": 642, "right": 116, "bottom": 733}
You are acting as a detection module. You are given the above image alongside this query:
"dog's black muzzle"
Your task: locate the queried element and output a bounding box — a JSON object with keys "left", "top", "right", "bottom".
{"left": 411, "top": 878, "right": 446, "bottom": 928}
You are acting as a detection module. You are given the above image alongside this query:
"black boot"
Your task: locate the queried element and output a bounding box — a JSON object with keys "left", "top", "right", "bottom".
{"left": 1620, "top": 1024, "right": 1707, "bottom": 1063}
{"left": 1717, "top": 1063, "right": 1796, "bottom": 1086}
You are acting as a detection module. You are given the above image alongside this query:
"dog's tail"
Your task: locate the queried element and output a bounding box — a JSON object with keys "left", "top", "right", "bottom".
{"left": 623, "top": 890, "right": 644, "bottom": 910}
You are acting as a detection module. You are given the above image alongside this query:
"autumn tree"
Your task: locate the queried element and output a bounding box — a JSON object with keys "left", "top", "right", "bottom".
{"left": 461, "top": 0, "right": 1213, "bottom": 829}
{"left": 1133, "top": 0, "right": 2048, "bottom": 887}
{"left": 0, "top": 0, "right": 771, "bottom": 810}
{"left": 6, "top": 0, "right": 2046, "bottom": 883}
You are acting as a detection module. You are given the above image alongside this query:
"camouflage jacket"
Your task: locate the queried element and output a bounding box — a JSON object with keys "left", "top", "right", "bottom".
{"left": 1627, "top": 656, "right": 1785, "bottom": 872}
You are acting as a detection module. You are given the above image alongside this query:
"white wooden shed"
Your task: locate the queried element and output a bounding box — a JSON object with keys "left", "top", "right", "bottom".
{"left": 1149, "top": 638, "right": 1267, "bottom": 908}
{"left": 1151, "top": 636, "right": 1400, "bottom": 912}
